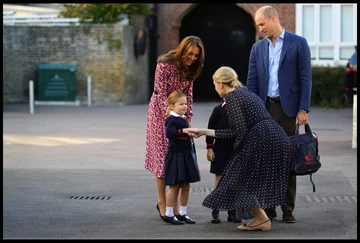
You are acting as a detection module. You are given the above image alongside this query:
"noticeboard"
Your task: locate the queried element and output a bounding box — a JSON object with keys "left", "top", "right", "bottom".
{"left": 37, "top": 64, "right": 76, "bottom": 101}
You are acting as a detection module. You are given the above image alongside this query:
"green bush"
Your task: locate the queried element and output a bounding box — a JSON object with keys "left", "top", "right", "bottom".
{"left": 311, "top": 66, "right": 352, "bottom": 108}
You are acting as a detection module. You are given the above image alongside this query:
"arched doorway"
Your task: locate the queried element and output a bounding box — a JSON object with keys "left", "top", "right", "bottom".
{"left": 180, "top": 3, "right": 255, "bottom": 101}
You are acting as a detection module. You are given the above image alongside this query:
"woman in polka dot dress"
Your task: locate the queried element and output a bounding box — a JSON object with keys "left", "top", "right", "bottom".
{"left": 188, "top": 66, "right": 290, "bottom": 231}
{"left": 144, "top": 36, "right": 205, "bottom": 219}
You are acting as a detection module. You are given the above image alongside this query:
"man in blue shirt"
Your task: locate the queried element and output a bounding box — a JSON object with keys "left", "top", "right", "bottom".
{"left": 247, "top": 5, "right": 312, "bottom": 223}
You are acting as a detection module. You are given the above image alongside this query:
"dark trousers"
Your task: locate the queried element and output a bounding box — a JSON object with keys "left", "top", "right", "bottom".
{"left": 266, "top": 100, "right": 296, "bottom": 213}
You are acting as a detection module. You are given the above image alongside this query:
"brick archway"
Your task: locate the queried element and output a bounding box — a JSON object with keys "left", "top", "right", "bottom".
{"left": 156, "top": 3, "right": 295, "bottom": 56}
{"left": 154, "top": 4, "right": 296, "bottom": 100}
{"left": 156, "top": 4, "right": 195, "bottom": 56}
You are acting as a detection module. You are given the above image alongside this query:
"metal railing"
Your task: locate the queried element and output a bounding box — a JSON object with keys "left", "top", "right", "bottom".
{"left": 3, "top": 10, "right": 15, "bottom": 15}
{"left": 3, "top": 13, "right": 81, "bottom": 26}
{"left": 3, "top": 11, "right": 129, "bottom": 26}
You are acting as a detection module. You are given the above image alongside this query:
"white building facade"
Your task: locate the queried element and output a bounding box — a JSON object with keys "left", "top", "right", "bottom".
{"left": 296, "top": 3, "right": 357, "bottom": 67}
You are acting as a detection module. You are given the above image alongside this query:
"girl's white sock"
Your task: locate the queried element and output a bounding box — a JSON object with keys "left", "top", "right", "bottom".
{"left": 165, "top": 207, "right": 174, "bottom": 217}
{"left": 179, "top": 206, "right": 187, "bottom": 216}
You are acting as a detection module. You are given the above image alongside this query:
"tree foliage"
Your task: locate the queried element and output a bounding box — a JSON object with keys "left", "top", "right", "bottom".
{"left": 60, "top": 4, "right": 152, "bottom": 24}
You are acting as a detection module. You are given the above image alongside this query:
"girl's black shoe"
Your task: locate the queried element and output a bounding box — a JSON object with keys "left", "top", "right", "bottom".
{"left": 163, "top": 215, "right": 184, "bottom": 225}
{"left": 175, "top": 214, "right": 196, "bottom": 224}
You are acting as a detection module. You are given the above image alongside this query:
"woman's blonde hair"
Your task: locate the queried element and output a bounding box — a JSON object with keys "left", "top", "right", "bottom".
{"left": 212, "top": 66, "right": 245, "bottom": 89}
{"left": 166, "top": 91, "right": 187, "bottom": 117}
{"left": 158, "top": 36, "right": 205, "bottom": 81}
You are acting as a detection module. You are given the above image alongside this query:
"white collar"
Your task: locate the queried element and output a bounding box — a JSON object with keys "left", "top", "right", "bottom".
{"left": 170, "top": 110, "right": 186, "bottom": 118}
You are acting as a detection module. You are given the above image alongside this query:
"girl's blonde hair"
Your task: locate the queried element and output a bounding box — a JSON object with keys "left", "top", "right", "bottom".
{"left": 166, "top": 91, "right": 187, "bottom": 117}
{"left": 212, "top": 66, "right": 245, "bottom": 89}
{"left": 158, "top": 36, "right": 205, "bottom": 81}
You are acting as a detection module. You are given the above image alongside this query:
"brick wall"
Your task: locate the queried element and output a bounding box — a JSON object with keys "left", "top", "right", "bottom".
{"left": 3, "top": 4, "right": 295, "bottom": 105}
{"left": 3, "top": 23, "right": 149, "bottom": 105}
{"left": 156, "top": 3, "right": 295, "bottom": 56}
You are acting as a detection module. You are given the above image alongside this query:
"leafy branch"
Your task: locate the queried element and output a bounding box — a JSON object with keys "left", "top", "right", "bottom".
{"left": 60, "top": 4, "right": 152, "bottom": 24}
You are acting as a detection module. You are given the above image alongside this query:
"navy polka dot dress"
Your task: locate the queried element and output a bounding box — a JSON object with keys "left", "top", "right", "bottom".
{"left": 202, "top": 88, "right": 290, "bottom": 213}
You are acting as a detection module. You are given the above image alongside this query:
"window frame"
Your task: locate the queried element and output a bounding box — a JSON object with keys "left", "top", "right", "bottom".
{"left": 296, "top": 3, "right": 357, "bottom": 67}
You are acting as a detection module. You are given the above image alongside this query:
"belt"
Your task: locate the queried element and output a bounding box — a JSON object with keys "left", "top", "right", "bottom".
{"left": 267, "top": 96, "right": 281, "bottom": 103}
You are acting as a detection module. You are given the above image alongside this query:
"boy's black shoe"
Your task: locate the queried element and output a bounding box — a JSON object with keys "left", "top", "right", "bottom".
{"left": 227, "top": 210, "right": 242, "bottom": 223}
{"left": 211, "top": 214, "right": 221, "bottom": 223}
{"left": 211, "top": 209, "right": 221, "bottom": 223}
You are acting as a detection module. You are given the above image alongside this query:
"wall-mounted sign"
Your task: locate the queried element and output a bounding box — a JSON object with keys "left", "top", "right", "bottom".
{"left": 38, "top": 64, "right": 77, "bottom": 101}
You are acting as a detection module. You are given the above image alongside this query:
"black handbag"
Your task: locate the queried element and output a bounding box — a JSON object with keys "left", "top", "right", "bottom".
{"left": 289, "top": 124, "right": 321, "bottom": 192}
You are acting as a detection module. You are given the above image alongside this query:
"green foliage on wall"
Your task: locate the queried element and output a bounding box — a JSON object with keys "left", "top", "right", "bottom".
{"left": 107, "top": 32, "right": 122, "bottom": 51}
{"left": 311, "top": 66, "right": 352, "bottom": 108}
{"left": 60, "top": 4, "right": 152, "bottom": 24}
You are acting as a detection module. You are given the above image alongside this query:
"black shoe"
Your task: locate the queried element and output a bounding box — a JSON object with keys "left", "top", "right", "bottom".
{"left": 156, "top": 204, "right": 164, "bottom": 220}
{"left": 211, "top": 209, "right": 221, "bottom": 223}
{"left": 176, "top": 214, "right": 196, "bottom": 224}
{"left": 163, "top": 215, "right": 184, "bottom": 225}
{"left": 211, "top": 215, "right": 221, "bottom": 223}
{"left": 264, "top": 208, "right": 277, "bottom": 220}
{"left": 227, "top": 210, "right": 242, "bottom": 223}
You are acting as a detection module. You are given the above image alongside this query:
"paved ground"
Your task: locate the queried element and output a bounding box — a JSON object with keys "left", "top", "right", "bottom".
{"left": 3, "top": 103, "right": 357, "bottom": 239}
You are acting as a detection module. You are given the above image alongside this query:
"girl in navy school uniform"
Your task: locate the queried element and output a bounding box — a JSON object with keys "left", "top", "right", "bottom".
{"left": 162, "top": 91, "right": 200, "bottom": 225}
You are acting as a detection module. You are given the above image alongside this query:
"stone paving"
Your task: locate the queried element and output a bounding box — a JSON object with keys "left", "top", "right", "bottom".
{"left": 3, "top": 103, "right": 357, "bottom": 239}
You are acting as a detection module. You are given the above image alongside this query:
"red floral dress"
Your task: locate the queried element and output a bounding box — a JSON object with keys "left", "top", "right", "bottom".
{"left": 145, "top": 62, "right": 194, "bottom": 178}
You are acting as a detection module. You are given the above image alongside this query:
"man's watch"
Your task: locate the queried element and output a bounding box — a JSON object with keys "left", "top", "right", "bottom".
{"left": 299, "top": 109, "right": 309, "bottom": 113}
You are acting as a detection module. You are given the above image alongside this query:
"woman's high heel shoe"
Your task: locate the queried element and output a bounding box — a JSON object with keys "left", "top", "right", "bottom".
{"left": 237, "top": 219, "right": 271, "bottom": 231}
{"left": 156, "top": 204, "right": 164, "bottom": 220}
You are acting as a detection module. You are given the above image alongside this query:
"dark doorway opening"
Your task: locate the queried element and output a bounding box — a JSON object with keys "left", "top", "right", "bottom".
{"left": 180, "top": 4, "right": 255, "bottom": 101}
{"left": 146, "top": 13, "right": 158, "bottom": 100}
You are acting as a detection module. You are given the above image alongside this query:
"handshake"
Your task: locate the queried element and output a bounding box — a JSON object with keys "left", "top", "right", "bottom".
{"left": 183, "top": 128, "right": 209, "bottom": 138}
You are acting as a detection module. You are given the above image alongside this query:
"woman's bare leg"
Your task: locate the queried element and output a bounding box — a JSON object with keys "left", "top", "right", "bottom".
{"left": 247, "top": 208, "right": 270, "bottom": 226}
{"left": 156, "top": 177, "right": 166, "bottom": 216}
{"left": 237, "top": 208, "right": 271, "bottom": 231}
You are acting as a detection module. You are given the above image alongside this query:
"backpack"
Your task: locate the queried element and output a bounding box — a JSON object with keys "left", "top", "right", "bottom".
{"left": 289, "top": 124, "right": 321, "bottom": 192}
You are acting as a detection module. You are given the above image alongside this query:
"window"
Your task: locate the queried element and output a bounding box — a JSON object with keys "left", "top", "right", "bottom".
{"left": 302, "top": 6, "right": 314, "bottom": 42}
{"left": 296, "top": 4, "right": 357, "bottom": 66}
{"left": 341, "top": 5, "right": 353, "bottom": 42}
{"left": 319, "top": 5, "right": 332, "bottom": 43}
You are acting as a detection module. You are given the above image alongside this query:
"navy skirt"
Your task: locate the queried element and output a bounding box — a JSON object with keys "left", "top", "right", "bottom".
{"left": 164, "top": 150, "right": 201, "bottom": 186}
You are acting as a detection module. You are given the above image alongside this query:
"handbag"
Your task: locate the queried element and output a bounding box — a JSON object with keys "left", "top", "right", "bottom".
{"left": 289, "top": 123, "right": 321, "bottom": 192}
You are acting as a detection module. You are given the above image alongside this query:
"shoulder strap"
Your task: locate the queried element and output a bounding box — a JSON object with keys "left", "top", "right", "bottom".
{"left": 310, "top": 174, "right": 316, "bottom": 193}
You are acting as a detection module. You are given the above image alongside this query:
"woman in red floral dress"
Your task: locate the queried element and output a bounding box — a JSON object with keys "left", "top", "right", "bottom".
{"left": 145, "top": 36, "right": 205, "bottom": 219}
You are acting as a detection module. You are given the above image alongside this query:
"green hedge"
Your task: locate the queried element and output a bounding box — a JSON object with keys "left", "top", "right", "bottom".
{"left": 311, "top": 66, "right": 352, "bottom": 108}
